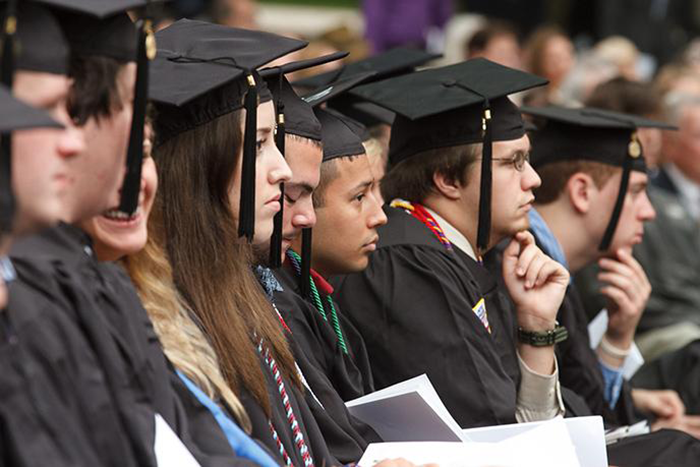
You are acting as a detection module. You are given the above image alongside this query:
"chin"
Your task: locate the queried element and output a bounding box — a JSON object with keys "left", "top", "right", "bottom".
{"left": 252, "top": 227, "right": 274, "bottom": 247}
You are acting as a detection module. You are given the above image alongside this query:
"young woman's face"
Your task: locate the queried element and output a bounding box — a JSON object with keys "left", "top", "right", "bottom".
{"left": 230, "top": 100, "right": 292, "bottom": 245}
{"left": 81, "top": 124, "right": 158, "bottom": 262}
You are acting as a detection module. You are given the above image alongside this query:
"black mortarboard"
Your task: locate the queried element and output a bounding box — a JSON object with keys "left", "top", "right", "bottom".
{"left": 261, "top": 52, "right": 347, "bottom": 267}
{"left": 315, "top": 107, "right": 366, "bottom": 162}
{"left": 523, "top": 105, "right": 675, "bottom": 251}
{"left": 330, "top": 99, "right": 395, "bottom": 127}
{"left": 351, "top": 58, "right": 547, "bottom": 252}
{"left": 2, "top": 2, "right": 69, "bottom": 75}
{"left": 0, "top": 84, "right": 62, "bottom": 131}
{"left": 150, "top": 19, "right": 307, "bottom": 241}
{"left": 293, "top": 47, "right": 440, "bottom": 89}
{"left": 302, "top": 71, "right": 377, "bottom": 108}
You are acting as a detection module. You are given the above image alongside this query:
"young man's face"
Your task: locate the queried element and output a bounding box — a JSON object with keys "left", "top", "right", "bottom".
{"left": 597, "top": 170, "right": 656, "bottom": 254}
{"left": 465, "top": 135, "right": 541, "bottom": 245}
{"left": 280, "top": 135, "right": 323, "bottom": 260}
{"left": 63, "top": 62, "right": 136, "bottom": 223}
{"left": 12, "top": 70, "right": 85, "bottom": 234}
{"left": 303, "top": 154, "right": 387, "bottom": 276}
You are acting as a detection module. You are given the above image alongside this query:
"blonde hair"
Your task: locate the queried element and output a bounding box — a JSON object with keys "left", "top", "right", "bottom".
{"left": 123, "top": 235, "right": 253, "bottom": 432}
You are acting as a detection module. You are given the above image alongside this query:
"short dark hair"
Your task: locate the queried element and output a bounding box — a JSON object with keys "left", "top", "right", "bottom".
{"left": 68, "top": 55, "right": 128, "bottom": 125}
{"left": 585, "top": 77, "right": 662, "bottom": 118}
{"left": 381, "top": 143, "right": 480, "bottom": 204}
{"left": 534, "top": 160, "right": 618, "bottom": 205}
{"left": 313, "top": 154, "right": 362, "bottom": 208}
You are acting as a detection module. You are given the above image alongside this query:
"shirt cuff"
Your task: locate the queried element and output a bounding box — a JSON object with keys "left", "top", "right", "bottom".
{"left": 515, "top": 352, "right": 565, "bottom": 422}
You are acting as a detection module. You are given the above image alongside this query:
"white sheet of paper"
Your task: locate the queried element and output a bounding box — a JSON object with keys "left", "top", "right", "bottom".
{"left": 359, "top": 418, "right": 581, "bottom": 467}
{"left": 346, "top": 374, "right": 466, "bottom": 442}
{"left": 588, "top": 309, "right": 644, "bottom": 378}
{"left": 154, "top": 413, "right": 202, "bottom": 467}
{"left": 462, "top": 416, "right": 607, "bottom": 467}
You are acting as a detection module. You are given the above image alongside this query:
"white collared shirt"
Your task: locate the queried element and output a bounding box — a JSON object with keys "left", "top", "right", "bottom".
{"left": 424, "top": 207, "right": 477, "bottom": 260}
{"left": 666, "top": 163, "right": 700, "bottom": 220}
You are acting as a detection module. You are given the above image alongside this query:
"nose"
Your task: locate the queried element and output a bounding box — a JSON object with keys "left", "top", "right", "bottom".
{"left": 270, "top": 145, "right": 292, "bottom": 185}
{"left": 292, "top": 198, "right": 316, "bottom": 229}
{"left": 639, "top": 191, "right": 656, "bottom": 221}
{"left": 367, "top": 189, "right": 388, "bottom": 228}
{"left": 58, "top": 124, "right": 85, "bottom": 159}
{"left": 522, "top": 161, "right": 541, "bottom": 191}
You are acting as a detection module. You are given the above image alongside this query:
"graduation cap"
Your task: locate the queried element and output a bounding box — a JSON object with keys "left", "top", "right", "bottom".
{"left": 292, "top": 47, "right": 440, "bottom": 89}
{"left": 0, "top": 84, "right": 62, "bottom": 132}
{"left": 261, "top": 52, "right": 347, "bottom": 267}
{"left": 522, "top": 105, "right": 676, "bottom": 251}
{"left": 351, "top": 58, "right": 548, "bottom": 253}
{"left": 150, "top": 19, "right": 307, "bottom": 241}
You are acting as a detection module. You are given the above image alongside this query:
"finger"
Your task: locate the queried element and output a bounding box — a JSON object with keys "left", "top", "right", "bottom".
{"left": 516, "top": 243, "right": 540, "bottom": 278}
{"left": 600, "top": 286, "right": 633, "bottom": 312}
{"left": 597, "top": 272, "right": 636, "bottom": 296}
{"left": 534, "top": 259, "right": 562, "bottom": 288}
{"left": 616, "top": 249, "right": 645, "bottom": 277}
{"left": 524, "top": 253, "right": 547, "bottom": 289}
{"left": 599, "top": 258, "right": 635, "bottom": 278}
{"left": 502, "top": 237, "right": 523, "bottom": 280}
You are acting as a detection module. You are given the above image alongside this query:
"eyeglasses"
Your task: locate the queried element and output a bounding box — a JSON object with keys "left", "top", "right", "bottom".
{"left": 490, "top": 151, "right": 530, "bottom": 172}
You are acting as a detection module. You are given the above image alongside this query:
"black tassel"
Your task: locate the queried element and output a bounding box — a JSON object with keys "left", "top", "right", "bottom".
{"left": 238, "top": 74, "right": 258, "bottom": 241}
{"left": 118, "top": 18, "right": 152, "bottom": 215}
{"left": 0, "top": 0, "right": 17, "bottom": 234}
{"left": 300, "top": 228, "right": 312, "bottom": 299}
{"left": 599, "top": 154, "right": 633, "bottom": 251}
{"left": 476, "top": 105, "right": 492, "bottom": 253}
{"left": 268, "top": 107, "right": 285, "bottom": 267}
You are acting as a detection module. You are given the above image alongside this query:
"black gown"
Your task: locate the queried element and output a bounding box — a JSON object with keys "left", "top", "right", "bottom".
{"left": 1, "top": 269, "right": 109, "bottom": 467}
{"left": 333, "top": 206, "right": 520, "bottom": 428}
{"left": 272, "top": 264, "right": 381, "bottom": 463}
{"left": 9, "top": 223, "right": 259, "bottom": 467}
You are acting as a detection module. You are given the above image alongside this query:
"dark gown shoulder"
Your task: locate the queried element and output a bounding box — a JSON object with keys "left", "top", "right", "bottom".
{"left": 10, "top": 225, "right": 257, "bottom": 466}
{"left": 334, "top": 206, "right": 518, "bottom": 428}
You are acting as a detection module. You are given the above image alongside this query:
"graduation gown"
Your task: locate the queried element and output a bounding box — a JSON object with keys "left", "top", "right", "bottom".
{"left": 10, "top": 223, "right": 258, "bottom": 467}
{"left": 1, "top": 275, "right": 109, "bottom": 467}
{"left": 334, "top": 206, "right": 520, "bottom": 428}
{"left": 272, "top": 265, "right": 381, "bottom": 463}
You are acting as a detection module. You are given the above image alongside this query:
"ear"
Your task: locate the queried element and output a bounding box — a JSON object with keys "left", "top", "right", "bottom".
{"left": 566, "top": 172, "right": 595, "bottom": 215}
{"left": 432, "top": 170, "right": 463, "bottom": 201}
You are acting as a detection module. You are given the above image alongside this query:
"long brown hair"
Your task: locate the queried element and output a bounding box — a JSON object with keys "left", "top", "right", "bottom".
{"left": 151, "top": 106, "right": 299, "bottom": 414}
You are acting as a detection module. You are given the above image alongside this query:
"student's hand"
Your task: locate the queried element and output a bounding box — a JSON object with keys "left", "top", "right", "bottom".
{"left": 632, "top": 388, "right": 685, "bottom": 420}
{"left": 652, "top": 414, "right": 700, "bottom": 439}
{"left": 599, "top": 249, "right": 650, "bottom": 349}
{"left": 502, "top": 231, "right": 570, "bottom": 331}
{"left": 371, "top": 459, "right": 439, "bottom": 467}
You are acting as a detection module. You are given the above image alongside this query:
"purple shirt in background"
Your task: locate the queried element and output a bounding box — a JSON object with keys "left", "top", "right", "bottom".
{"left": 363, "top": 0, "right": 453, "bottom": 53}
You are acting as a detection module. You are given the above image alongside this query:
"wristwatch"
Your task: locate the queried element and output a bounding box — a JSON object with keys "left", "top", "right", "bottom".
{"left": 517, "top": 324, "right": 568, "bottom": 347}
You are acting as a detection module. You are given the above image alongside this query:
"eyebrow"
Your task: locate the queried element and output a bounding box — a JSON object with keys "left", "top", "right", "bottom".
{"left": 350, "top": 179, "right": 373, "bottom": 193}
{"left": 287, "top": 181, "right": 315, "bottom": 194}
